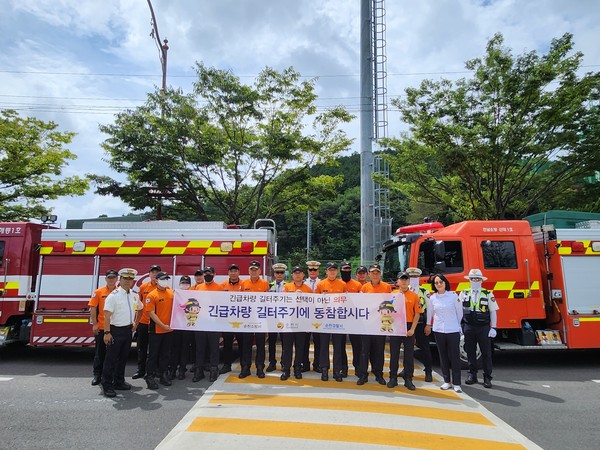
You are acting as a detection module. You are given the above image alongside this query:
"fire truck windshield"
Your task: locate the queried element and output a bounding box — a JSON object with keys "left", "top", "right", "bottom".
{"left": 381, "top": 242, "right": 411, "bottom": 283}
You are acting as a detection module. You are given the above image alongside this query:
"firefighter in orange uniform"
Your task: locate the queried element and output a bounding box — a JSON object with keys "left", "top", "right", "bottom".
{"left": 193, "top": 266, "right": 224, "bottom": 382}
{"left": 220, "top": 263, "right": 243, "bottom": 375}
{"left": 357, "top": 264, "right": 391, "bottom": 386}
{"left": 144, "top": 271, "right": 174, "bottom": 389}
{"left": 89, "top": 269, "right": 118, "bottom": 386}
{"left": 341, "top": 261, "right": 361, "bottom": 378}
{"left": 132, "top": 264, "right": 161, "bottom": 379}
{"left": 316, "top": 262, "right": 347, "bottom": 382}
{"left": 280, "top": 265, "right": 312, "bottom": 380}
{"left": 239, "top": 260, "right": 270, "bottom": 379}
{"left": 388, "top": 271, "right": 422, "bottom": 390}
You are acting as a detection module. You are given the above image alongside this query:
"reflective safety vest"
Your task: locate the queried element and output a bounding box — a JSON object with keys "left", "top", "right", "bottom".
{"left": 410, "top": 285, "right": 429, "bottom": 323}
{"left": 461, "top": 288, "right": 492, "bottom": 326}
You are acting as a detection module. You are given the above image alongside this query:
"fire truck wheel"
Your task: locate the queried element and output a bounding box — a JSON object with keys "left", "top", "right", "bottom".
{"left": 459, "top": 334, "right": 481, "bottom": 369}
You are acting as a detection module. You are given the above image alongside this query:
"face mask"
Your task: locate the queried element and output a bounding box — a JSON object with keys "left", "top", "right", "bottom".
{"left": 158, "top": 280, "right": 169, "bottom": 288}
{"left": 470, "top": 281, "right": 482, "bottom": 291}
{"left": 179, "top": 284, "right": 190, "bottom": 290}
{"left": 204, "top": 274, "right": 214, "bottom": 283}
{"left": 409, "top": 277, "right": 420, "bottom": 291}
{"left": 341, "top": 271, "right": 352, "bottom": 282}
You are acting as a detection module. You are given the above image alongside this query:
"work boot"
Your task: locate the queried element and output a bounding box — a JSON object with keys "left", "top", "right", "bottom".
{"left": 424, "top": 371, "right": 433, "bottom": 382}
{"left": 404, "top": 377, "right": 416, "bottom": 391}
{"left": 294, "top": 369, "right": 303, "bottom": 380}
{"left": 145, "top": 376, "right": 159, "bottom": 390}
{"left": 387, "top": 377, "right": 398, "bottom": 388}
{"left": 334, "top": 372, "right": 343, "bottom": 382}
{"left": 192, "top": 368, "right": 205, "bottom": 382}
{"left": 465, "top": 373, "right": 478, "bottom": 385}
{"left": 238, "top": 366, "right": 251, "bottom": 379}
{"left": 209, "top": 367, "right": 219, "bottom": 382}
{"left": 256, "top": 366, "right": 266, "bottom": 378}
{"left": 177, "top": 367, "right": 186, "bottom": 380}
{"left": 91, "top": 375, "right": 101, "bottom": 386}
{"left": 114, "top": 381, "right": 132, "bottom": 390}
{"left": 219, "top": 363, "right": 232, "bottom": 375}
{"left": 132, "top": 371, "right": 145, "bottom": 379}
{"left": 321, "top": 368, "right": 329, "bottom": 382}
{"left": 483, "top": 376, "right": 493, "bottom": 388}
{"left": 375, "top": 374, "right": 387, "bottom": 385}
{"left": 356, "top": 375, "right": 368, "bottom": 386}
{"left": 102, "top": 386, "right": 117, "bottom": 398}
{"left": 266, "top": 362, "right": 277, "bottom": 372}
{"left": 280, "top": 371, "right": 290, "bottom": 381}
{"left": 159, "top": 373, "right": 172, "bottom": 386}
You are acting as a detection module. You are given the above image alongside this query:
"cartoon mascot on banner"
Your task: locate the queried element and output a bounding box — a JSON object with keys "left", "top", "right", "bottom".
{"left": 182, "top": 298, "right": 201, "bottom": 327}
{"left": 378, "top": 300, "right": 396, "bottom": 333}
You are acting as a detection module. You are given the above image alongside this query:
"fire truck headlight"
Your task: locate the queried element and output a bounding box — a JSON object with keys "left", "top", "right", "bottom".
{"left": 73, "top": 242, "right": 86, "bottom": 252}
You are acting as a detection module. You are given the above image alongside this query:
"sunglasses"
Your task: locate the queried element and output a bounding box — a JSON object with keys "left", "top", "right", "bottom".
{"left": 274, "top": 271, "right": 285, "bottom": 274}
{"left": 470, "top": 278, "right": 483, "bottom": 282}
{"left": 308, "top": 268, "right": 318, "bottom": 271}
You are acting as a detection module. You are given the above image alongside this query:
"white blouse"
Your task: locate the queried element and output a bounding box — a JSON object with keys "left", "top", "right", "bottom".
{"left": 427, "top": 291, "right": 463, "bottom": 334}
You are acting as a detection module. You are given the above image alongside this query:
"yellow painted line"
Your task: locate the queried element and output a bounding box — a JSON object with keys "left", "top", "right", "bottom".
{"left": 494, "top": 281, "right": 514, "bottom": 290}
{"left": 97, "top": 240, "right": 124, "bottom": 248}
{"left": 186, "top": 240, "right": 214, "bottom": 249}
{"left": 161, "top": 247, "right": 187, "bottom": 255}
{"left": 579, "top": 317, "right": 600, "bottom": 322}
{"left": 225, "top": 375, "right": 461, "bottom": 401}
{"left": 43, "top": 318, "right": 89, "bottom": 323}
{"left": 143, "top": 240, "right": 168, "bottom": 247}
{"left": 209, "top": 392, "right": 493, "bottom": 426}
{"left": 116, "top": 247, "right": 142, "bottom": 255}
{"left": 186, "top": 417, "right": 525, "bottom": 449}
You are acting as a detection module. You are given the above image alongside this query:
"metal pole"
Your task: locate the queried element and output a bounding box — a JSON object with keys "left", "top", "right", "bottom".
{"left": 306, "top": 210, "right": 311, "bottom": 259}
{"left": 360, "top": 0, "right": 375, "bottom": 265}
{"left": 147, "top": 0, "right": 169, "bottom": 91}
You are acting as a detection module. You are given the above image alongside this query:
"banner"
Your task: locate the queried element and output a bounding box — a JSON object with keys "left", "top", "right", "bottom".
{"left": 171, "top": 290, "right": 408, "bottom": 336}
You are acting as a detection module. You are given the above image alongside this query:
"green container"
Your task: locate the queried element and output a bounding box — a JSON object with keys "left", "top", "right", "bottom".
{"left": 524, "top": 210, "right": 600, "bottom": 229}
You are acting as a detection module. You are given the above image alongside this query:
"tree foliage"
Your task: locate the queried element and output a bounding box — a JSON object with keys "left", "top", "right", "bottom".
{"left": 94, "top": 65, "right": 353, "bottom": 224}
{"left": 0, "top": 109, "right": 88, "bottom": 221}
{"left": 382, "top": 33, "right": 600, "bottom": 220}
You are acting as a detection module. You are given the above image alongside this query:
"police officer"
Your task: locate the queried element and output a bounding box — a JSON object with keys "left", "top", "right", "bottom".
{"left": 267, "top": 263, "right": 287, "bottom": 372}
{"left": 406, "top": 267, "right": 433, "bottom": 382}
{"left": 302, "top": 260, "right": 321, "bottom": 372}
{"left": 101, "top": 268, "right": 143, "bottom": 398}
{"left": 459, "top": 269, "right": 499, "bottom": 388}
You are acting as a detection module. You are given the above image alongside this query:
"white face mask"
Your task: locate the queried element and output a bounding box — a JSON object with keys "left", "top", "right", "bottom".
{"left": 470, "top": 281, "right": 482, "bottom": 291}
{"left": 409, "top": 277, "right": 420, "bottom": 290}
{"left": 179, "top": 284, "right": 190, "bottom": 290}
{"left": 158, "top": 280, "right": 169, "bottom": 288}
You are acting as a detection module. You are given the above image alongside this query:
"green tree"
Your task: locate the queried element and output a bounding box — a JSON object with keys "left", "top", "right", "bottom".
{"left": 94, "top": 65, "right": 353, "bottom": 224}
{"left": 0, "top": 110, "right": 88, "bottom": 221}
{"left": 382, "top": 33, "right": 600, "bottom": 220}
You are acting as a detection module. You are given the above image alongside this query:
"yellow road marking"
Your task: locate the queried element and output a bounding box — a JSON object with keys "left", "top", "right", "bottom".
{"left": 187, "top": 417, "right": 525, "bottom": 449}
{"left": 209, "top": 392, "right": 492, "bottom": 425}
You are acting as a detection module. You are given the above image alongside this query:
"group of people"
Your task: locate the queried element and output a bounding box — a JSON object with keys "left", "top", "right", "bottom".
{"left": 89, "top": 259, "right": 498, "bottom": 398}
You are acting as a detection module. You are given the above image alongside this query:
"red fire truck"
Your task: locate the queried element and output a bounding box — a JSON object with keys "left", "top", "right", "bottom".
{"left": 0, "top": 220, "right": 277, "bottom": 347}
{"left": 379, "top": 211, "right": 600, "bottom": 354}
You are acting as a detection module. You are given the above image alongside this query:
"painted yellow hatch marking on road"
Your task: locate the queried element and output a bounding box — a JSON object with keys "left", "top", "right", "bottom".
{"left": 43, "top": 318, "right": 89, "bottom": 323}
{"left": 209, "top": 392, "right": 493, "bottom": 426}
{"left": 187, "top": 417, "right": 525, "bottom": 449}
{"left": 225, "top": 374, "right": 461, "bottom": 401}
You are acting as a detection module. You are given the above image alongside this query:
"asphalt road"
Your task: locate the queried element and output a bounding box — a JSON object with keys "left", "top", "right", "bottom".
{"left": 1, "top": 344, "right": 599, "bottom": 450}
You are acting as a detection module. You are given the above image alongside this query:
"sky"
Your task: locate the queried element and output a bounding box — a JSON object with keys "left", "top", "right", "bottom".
{"left": 2, "top": 0, "right": 599, "bottom": 226}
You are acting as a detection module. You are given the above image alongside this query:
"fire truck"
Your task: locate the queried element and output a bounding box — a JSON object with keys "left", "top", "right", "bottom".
{"left": 379, "top": 211, "right": 600, "bottom": 355}
{"left": 0, "top": 220, "right": 277, "bottom": 347}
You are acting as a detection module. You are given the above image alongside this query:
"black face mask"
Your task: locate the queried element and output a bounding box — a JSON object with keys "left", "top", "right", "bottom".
{"left": 341, "top": 271, "right": 352, "bottom": 282}
{"left": 204, "top": 274, "right": 214, "bottom": 283}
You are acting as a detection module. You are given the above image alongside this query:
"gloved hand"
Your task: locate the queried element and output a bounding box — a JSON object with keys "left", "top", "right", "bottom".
{"left": 488, "top": 328, "right": 497, "bottom": 338}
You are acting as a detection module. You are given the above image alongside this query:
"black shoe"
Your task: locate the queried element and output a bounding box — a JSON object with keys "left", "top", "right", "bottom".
{"left": 132, "top": 371, "right": 145, "bottom": 380}
{"left": 341, "top": 369, "right": 348, "bottom": 378}
{"left": 294, "top": 370, "right": 303, "bottom": 380}
{"left": 483, "top": 376, "right": 493, "bottom": 388}
{"left": 321, "top": 368, "right": 329, "bottom": 381}
{"left": 280, "top": 371, "right": 290, "bottom": 381}
{"left": 465, "top": 373, "right": 478, "bottom": 385}
{"left": 177, "top": 368, "right": 186, "bottom": 380}
{"left": 192, "top": 368, "right": 205, "bottom": 382}
{"left": 357, "top": 376, "right": 368, "bottom": 386}
{"left": 387, "top": 377, "right": 398, "bottom": 388}
{"left": 102, "top": 386, "right": 117, "bottom": 398}
{"left": 159, "top": 374, "right": 172, "bottom": 386}
{"left": 404, "top": 378, "right": 416, "bottom": 391}
{"left": 375, "top": 374, "right": 387, "bottom": 385}
{"left": 256, "top": 367, "right": 265, "bottom": 378}
{"left": 424, "top": 372, "right": 433, "bottom": 383}
{"left": 239, "top": 367, "right": 251, "bottom": 379}
{"left": 219, "top": 364, "right": 232, "bottom": 375}
{"left": 209, "top": 368, "right": 219, "bottom": 382}
{"left": 114, "top": 382, "right": 132, "bottom": 390}
{"left": 334, "top": 373, "right": 343, "bottom": 382}
{"left": 145, "top": 377, "right": 159, "bottom": 390}
{"left": 91, "top": 375, "right": 101, "bottom": 386}
{"left": 266, "top": 362, "right": 277, "bottom": 372}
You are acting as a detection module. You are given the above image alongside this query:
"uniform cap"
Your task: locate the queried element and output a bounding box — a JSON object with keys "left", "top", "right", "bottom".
{"left": 356, "top": 265, "right": 368, "bottom": 274}
{"left": 397, "top": 271, "right": 410, "bottom": 279}
{"left": 194, "top": 269, "right": 204, "bottom": 276}
{"left": 118, "top": 268, "right": 138, "bottom": 279}
{"left": 272, "top": 263, "right": 287, "bottom": 271}
{"left": 306, "top": 260, "right": 321, "bottom": 269}
{"left": 291, "top": 265, "right": 304, "bottom": 273}
{"left": 378, "top": 300, "right": 396, "bottom": 312}
{"left": 465, "top": 268, "right": 487, "bottom": 281}
{"left": 179, "top": 275, "right": 191, "bottom": 284}
{"left": 406, "top": 267, "right": 422, "bottom": 277}
{"left": 249, "top": 260, "right": 261, "bottom": 269}
{"left": 326, "top": 261, "right": 338, "bottom": 269}
{"left": 149, "top": 265, "right": 162, "bottom": 272}
{"left": 369, "top": 264, "right": 382, "bottom": 272}
{"left": 228, "top": 263, "right": 240, "bottom": 271}
{"left": 105, "top": 269, "right": 118, "bottom": 277}
{"left": 203, "top": 266, "right": 215, "bottom": 274}
{"left": 156, "top": 271, "right": 170, "bottom": 280}
{"left": 341, "top": 261, "right": 352, "bottom": 270}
